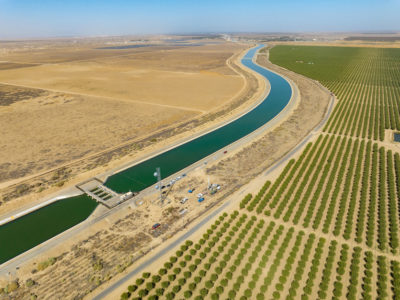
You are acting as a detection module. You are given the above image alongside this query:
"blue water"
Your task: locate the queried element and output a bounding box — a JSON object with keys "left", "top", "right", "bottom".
{"left": 104, "top": 45, "right": 292, "bottom": 193}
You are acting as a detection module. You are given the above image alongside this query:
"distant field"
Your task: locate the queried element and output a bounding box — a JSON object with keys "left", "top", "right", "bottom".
{"left": 270, "top": 45, "right": 400, "bottom": 141}
{"left": 345, "top": 36, "right": 400, "bottom": 42}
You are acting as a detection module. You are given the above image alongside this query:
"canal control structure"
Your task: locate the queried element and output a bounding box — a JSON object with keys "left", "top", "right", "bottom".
{"left": 76, "top": 178, "right": 136, "bottom": 209}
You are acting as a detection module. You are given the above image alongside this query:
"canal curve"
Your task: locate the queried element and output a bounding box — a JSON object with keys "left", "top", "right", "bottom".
{"left": 104, "top": 44, "right": 292, "bottom": 192}
{"left": 0, "top": 44, "right": 292, "bottom": 265}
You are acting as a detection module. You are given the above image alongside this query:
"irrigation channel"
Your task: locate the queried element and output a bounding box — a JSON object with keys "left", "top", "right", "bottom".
{"left": 0, "top": 45, "right": 292, "bottom": 265}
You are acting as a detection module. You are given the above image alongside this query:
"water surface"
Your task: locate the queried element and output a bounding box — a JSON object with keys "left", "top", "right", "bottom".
{"left": 0, "top": 195, "right": 97, "bottom": 264}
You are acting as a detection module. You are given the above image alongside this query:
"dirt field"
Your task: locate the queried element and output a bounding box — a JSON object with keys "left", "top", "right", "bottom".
{"left": 0, "top": 39, "right": 256, "bottom": 211}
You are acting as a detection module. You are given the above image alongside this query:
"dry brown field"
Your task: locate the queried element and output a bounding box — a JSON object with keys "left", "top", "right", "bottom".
{"left": 0, "top": 39, "right": 248, "bottom": 206}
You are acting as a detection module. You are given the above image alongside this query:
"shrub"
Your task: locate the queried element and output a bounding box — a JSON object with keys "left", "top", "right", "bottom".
{"left": 156, "top": 288, "right": 165, "bottom": 296}
{"left": 244, "top": 289, "right": 252, "bottom": 298}
{"left": 138, "top": 289, "right": 149, "bottom": 297}
{"left": 189, "top": 282, "right": 196, "bottom": 290}
{"left": 184, "top": 291, "right": 192, "bottom": 298}
{"left": 205, "top": 280, "right": 214, "bottom": 289}
{"left": 211, "top": 274, "right": 218, "bottom": 282}
{"left": 216, "top": 285, "right": 224, "bottom": 294}
{"left": 185, "top": 255, "right": 192, "bottom": 261}
{"left": 273, "top": 291, "right": 280, "bottom": 299}
{"left": 37, "top": 257, "right": 57, "bottom": 271}
{"left": 200, "top": 288, "right": 208, "bottom": 296}
{"left": 228, "top": 290, "right": 236, "bottom": 298}
{"left": 128, "top": 285, "right": 138, "bottom": 293}
{"left": 25, "top": 279, "right": 35, "bottom": 288}
{"left": 146, "top": 282, "right": 156, "bottom": 291}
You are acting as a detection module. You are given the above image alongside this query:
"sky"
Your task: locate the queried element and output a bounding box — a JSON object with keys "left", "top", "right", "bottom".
{"left": 0, "top": 0, "right": 399, "bottom": 39}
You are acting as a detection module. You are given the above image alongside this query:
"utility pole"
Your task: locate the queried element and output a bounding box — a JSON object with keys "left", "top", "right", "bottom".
{"left": 154, "top": 168, "right": 162, "bottom": 205}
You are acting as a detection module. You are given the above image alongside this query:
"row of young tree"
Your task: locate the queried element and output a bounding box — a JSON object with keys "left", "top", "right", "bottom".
{"left": 121, "top": 209, "right": 400, "bottom": 299}
{"left": 270, "top": 45, "right": 400, "bottom": 142}
{"left": 241, "top": 134, "right": 400, "bottom": 253}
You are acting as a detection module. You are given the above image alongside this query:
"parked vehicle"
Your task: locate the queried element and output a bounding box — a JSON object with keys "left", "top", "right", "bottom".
{"left": 180, "top": 197, "right": 188, "bottom": 204}
{"left": 152, "top": 223, "right": 161, "bottom": 230}
{"left": 120, "top": 191, "right": 133, "bottom": 201}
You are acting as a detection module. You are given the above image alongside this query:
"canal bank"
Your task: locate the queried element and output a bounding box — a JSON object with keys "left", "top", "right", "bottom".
{"left": 0, "top": 44, "right": 293, "bottom": 266}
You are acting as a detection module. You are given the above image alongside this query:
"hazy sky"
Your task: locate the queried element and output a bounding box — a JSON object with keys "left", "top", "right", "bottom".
{"left": 0, "top": 0, "right": 399, "bottom": 39}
